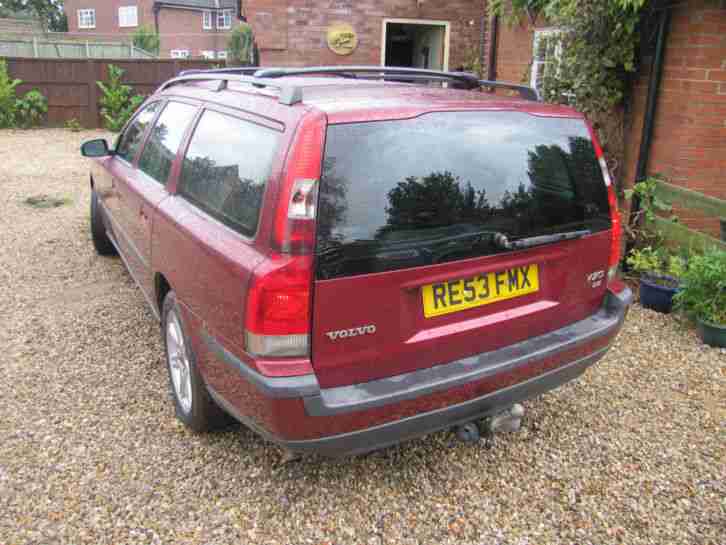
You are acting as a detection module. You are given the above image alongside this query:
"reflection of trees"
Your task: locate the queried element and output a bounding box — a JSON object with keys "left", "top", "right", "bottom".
{"left": 317, "top": 158, "right": 349, "bottom": 246}
{"left": 181, "top": 155, "right": 265, "bottom": 234}
{"left": 378, "top": 171, "right": 489, "bottom": 237}
{"left": 139, "top": 122, "right": 173, "bottom": 183}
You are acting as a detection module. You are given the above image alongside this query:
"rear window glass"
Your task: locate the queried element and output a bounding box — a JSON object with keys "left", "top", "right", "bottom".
{"left": 139, "top": 101, "right": 198, "bottom": 185}
{"left": 178, "top": 110, "right": 280, "bottom": 237}
{"left": 316, "top": 111, "right": 611, "bottom": 280}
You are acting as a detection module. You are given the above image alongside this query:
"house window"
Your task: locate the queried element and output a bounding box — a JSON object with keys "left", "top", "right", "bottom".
{"left": 77, "top": 9, "right": 96, "bottom": 29}
{"left": 217, "top": 9, "right": 233, "bottom": 30}
{"left": 201, "top": 50, "right": 216, "bottom": 60}
{"left": 118, "top": 6, "right": 138, "bottom": 28}
{"left": 202, "top": 10, "right": 212, "bottom": 30}
{"left": 530, "top": 29, "right": 562, "bottom": 94}
{"left": 216, "top": 51, "right": 228, "bottom": 60}
{"left": 171, "top": 50, "right": 190, "bottom": 59}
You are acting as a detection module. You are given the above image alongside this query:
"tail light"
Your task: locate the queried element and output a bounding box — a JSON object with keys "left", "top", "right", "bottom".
{"left": 245, "top": 112, "right": 325, "bottom": 359}
{"left": 587, "top": 122, "right": 621, "bottom": 282}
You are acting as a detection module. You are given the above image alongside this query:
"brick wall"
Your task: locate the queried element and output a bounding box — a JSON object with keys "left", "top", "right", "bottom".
{"left": 622, "top": 0, "right": 726, "bottom": 237}
{"left": 64, "top": 0, "right": 155, "bottom": 35}
{"left": 157, "top": 7, "right": 230, "bottom": 58}
{"left": 246, "top": 0, "right": 485, "bottom": 70}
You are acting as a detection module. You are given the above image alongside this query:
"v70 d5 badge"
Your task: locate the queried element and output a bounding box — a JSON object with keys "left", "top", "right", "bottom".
{"left": 326, "top": 325, "right": 376, "bottom": 341}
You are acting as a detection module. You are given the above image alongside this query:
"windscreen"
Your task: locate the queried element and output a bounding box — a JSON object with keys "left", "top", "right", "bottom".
{"left": 315, "top": 111, "right": 611, "bottom": 280}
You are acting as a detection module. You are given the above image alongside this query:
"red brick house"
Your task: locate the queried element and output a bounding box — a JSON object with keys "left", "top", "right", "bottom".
{"left": 488, "top": 0, "right": 726, "bottom": 237}
{"left": 63, "top": 0, "right": 241, "bottom": 59}
{"left": 245, "top": 0, "right": 486, "bottom": 71}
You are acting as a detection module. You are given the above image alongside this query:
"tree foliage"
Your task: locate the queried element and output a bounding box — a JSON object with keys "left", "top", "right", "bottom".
{"left": 132, "top": 25, "right": 160, "bottom": 56}
{"left": 0, "top": 0, "right": 67, "bottom": 31}
{"left": 227, "top": 24, "right": 255, "bottom": 66}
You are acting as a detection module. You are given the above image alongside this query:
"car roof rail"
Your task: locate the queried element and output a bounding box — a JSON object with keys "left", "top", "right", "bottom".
{"left": 162, "top": 66, "right": 540, "bottom": 104}
{"left": 478, "top": 79, "right": 541, "bottom": 101}
{"left": 178, "top": 67, "right": 261, "bottom": 77}
{"left": 253, "top": 66, "right": 483, "bottom": 89}
{"left": 157, "top": 72, "right": 304, "bottom": 105}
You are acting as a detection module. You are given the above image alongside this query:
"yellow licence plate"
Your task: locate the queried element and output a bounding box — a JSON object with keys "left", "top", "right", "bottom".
{"left": 422, "top": 264, "right": 540, "bottom": 318}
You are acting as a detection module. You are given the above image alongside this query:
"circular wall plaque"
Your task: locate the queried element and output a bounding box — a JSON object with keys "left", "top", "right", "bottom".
{"left": 326, "top": 23, "right": 358, "bottom": 56}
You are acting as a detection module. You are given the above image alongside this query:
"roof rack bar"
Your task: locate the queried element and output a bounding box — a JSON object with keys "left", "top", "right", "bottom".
{"left": 178, "top": 67, "right": 263, "bottom": 77}
{"left": 479, "top": 80, "right": 540, "bottom": 101}
{"left": 157, "top": 73, "right": 304, "bottom": 105}
{"left": 253, "top": 66, "right": 482, "bottom": 89}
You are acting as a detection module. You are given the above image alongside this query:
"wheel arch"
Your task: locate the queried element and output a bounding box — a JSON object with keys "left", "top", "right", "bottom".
{"left": 155, "top": 272, "right": 172, "bottom": 318}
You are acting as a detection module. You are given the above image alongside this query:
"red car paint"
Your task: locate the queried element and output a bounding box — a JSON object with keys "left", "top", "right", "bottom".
{"left": 87, "top": 74, "right": 629, "bottom": 456}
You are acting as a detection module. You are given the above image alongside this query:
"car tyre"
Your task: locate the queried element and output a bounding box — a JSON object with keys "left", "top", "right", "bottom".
{"left": 90, "top": 189, "right": 117, "bottom": 256}
{"left": 162, "top": 290, "right": 230, "bottom": 432}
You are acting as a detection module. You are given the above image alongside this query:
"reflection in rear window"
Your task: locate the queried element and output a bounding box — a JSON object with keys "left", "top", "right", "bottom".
{"left": 315, "top": 111, "right": 611, "bottom": 280}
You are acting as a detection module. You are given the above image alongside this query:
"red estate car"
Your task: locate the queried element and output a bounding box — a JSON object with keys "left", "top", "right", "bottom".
{"left": 82, "top": 66, "right": 631, "bottom": 457}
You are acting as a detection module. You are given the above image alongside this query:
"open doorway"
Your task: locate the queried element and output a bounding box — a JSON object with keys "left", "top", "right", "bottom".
{"left": 382, "top": 19, "right": 450, "bottom": 71}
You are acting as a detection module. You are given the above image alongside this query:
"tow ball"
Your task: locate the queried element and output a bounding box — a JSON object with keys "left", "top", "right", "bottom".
{"left": 454, "top": 404, "right": 525, "bottom": 444}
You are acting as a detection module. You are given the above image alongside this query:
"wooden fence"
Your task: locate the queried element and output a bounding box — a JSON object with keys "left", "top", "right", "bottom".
{"left": 0, "top": 38, "right": 154, "bottom": 59}
{"left": 4, "top": 57, "right": 219, "bottom": 128}
{"left": 648, "top": 180, "right": 726, "bottom": 252}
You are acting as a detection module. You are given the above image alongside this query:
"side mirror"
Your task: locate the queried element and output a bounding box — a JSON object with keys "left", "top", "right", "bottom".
{"left": 81, "top": 139, "right": 111, "bottom": 158}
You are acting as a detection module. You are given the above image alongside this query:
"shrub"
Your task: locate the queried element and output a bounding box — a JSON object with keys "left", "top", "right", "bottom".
{"left": 15, "top": 89, "right": 47, "bottom": 128}
{"left": 673, "top": 250, "right": 726, "bottom": 326}
{"left": 132, "top": 25, "right": 160, "bottom": 56}
{"left": 626, "top": 246, "right": 686, "bottom": 288}
{"left": 227, "top": 24, "right": 255, "bottom": 65}
{"left": 64, "top": 118, "right": 82, "bottom": 132}
{"left": 0, "top": 59, "right": 22, "bottom": 128}
{"left": 97, "top": 64, "right": 144, "bottom": 132}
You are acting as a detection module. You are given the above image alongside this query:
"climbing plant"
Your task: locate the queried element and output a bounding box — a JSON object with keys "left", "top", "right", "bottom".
{"left": 491, "top": 0, "right": 649, "bottom": 190}
{"left": 227, "top": 24, "right": 256, "bottom": 66}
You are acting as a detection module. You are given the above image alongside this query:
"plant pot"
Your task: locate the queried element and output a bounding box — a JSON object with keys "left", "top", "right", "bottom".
{"left": 639, "top": 275, "right": 680, "bottom": 314}
{"left": 697, "top": 319, "right": 726, "bottom": 348}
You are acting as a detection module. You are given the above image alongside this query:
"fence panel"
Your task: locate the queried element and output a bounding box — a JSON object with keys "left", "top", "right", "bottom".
{"left": 4, "top": 58, "right": 218, "bottom": 127}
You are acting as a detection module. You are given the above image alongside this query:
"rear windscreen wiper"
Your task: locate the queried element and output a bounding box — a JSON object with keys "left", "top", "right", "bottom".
{"left": 494, "top": 229, "right": 591, "bottom": 251}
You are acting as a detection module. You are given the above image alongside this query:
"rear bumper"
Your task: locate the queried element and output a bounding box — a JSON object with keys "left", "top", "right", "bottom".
{"left": 204, "top": 287, "right": 632, "bottom": 457}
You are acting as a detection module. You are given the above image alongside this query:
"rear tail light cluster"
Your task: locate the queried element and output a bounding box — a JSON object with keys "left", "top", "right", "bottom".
{"left": 245, "top": 113, "right": 326, "bottom": 359}
{"left": 588, "top": 122, "right": 621, "bottom": 283}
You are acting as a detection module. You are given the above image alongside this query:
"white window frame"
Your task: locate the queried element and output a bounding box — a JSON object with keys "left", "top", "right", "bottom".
{"left": 217, "top": 9, "right": 233, "bottom": 30}
{"left": 202, "top": 10, "right": 212, "bottom": 30}
{"left": 530, "top": 28, "right": 563, "bottom": 93}
{"left": 118, "top": 6, "right": 138, "bottom": 28}
{"left": 201, "top": 50, "right": 216, "bottom": 60}
{"left": 77, "top": 8, "right": 96, "bottom": 29}
{"left": 216, "top": 51, "right": 228, "bottom": 60}
{"left": 170, "top": 49, "right": 190, "bottom": 59}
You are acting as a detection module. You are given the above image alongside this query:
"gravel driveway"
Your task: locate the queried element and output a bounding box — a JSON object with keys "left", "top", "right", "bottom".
{"left": 0, "top": 129, "right": 724, "bottom": 545}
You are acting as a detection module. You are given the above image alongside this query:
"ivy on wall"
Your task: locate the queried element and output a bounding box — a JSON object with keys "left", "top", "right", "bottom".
{"left": 491, "top": 0, "right": 649, "bottom": 190}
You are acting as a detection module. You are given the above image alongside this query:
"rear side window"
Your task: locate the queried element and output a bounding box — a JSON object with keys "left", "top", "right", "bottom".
{"left": 316, "top": 111, "right": 611, "bottom": 280}
{"left": 139, "top": 101, "right": 198, "bottom": 185}
{"left": 178, "top": 110, "right": 280, "bottom": 237}
{"left": 116, "top": 101, "right": 160, "bottom": 163}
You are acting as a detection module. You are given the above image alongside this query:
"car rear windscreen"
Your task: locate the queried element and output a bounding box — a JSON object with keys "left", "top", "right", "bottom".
{"left": 315, "top": 111, "right": 611, "bottom": 280}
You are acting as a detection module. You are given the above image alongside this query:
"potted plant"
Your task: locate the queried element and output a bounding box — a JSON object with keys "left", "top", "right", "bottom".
{"left": 673, "top": 249, "right": 726, "bottom": 348}
{"left": 626, "top": 246, "right": 686, "bottom": 313}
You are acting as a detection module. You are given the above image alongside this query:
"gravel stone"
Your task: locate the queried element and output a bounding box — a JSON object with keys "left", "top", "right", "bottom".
{"left": 0, "top": 129, "right": 724, "bottom": 544}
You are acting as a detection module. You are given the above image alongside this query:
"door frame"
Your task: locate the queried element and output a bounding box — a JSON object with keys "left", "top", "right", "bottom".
{"left": 380, "top": 18, "right": 451, "bottom": 71}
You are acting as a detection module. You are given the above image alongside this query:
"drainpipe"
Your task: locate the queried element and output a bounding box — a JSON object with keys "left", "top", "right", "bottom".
{"left": 486, "top": 15, "right": 499, "bottom": 82}
{"left": 153, "top": 4, "right": 160, "bottom": 34}
{"left": 628, "top": 8, "right": 671, "bottom": 232}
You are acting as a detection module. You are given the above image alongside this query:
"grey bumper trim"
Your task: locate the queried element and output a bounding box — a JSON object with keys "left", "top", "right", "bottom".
{"left": 304, "top": 287, "right": 632, "bottom": 417}
{"left": 201, "top": 332, "right": 320, "bottom": 398}
{"left": 282, "top": 346, "right": 609, "bottom": 457}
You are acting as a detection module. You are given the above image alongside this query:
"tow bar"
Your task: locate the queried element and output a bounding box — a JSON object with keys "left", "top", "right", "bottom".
{"left": 454, "top": 404, "right": 525, "bottom": 444}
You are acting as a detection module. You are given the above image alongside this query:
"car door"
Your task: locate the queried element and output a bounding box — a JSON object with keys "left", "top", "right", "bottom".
{"left": 103, "top": 100, "right": 162, "bottom": 285}
{"left": 129, "top": 100, "right": 200, "bottom": 300}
